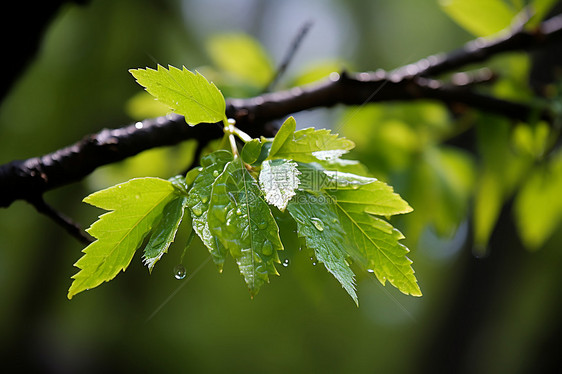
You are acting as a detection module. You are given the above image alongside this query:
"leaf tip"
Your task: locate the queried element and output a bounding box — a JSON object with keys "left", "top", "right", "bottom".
{"left": 410, "top": 284, "right": 423, "bottom": 297}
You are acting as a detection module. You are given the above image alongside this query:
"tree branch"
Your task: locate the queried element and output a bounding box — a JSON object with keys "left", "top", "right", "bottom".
{"left": 27, "top": 195, "right": 93, "bottom": 245}
{"left": 391, "top": 13, "right": 562, "bottom": 78}
{"left": 1, "top": 15, "right": 561, "bottom": 211}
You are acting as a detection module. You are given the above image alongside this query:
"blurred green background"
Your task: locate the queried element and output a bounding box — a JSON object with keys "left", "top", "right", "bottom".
{"left": 1, "top": 0, "right": 561, "bottom": 372}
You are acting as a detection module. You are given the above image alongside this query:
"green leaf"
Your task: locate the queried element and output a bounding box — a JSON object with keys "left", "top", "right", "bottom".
{"left": 187, "top": 150, "right": 234, "bottom": 270}
{"left": 143, "top": 196, "right": 187, "bottom": 272}
{"left": 402, "top": 147, "right": 475, "bottom": 241}
{"left": 329, "top": 186, "right": 421, "bottom": 296}
{"left": 259, "top": 159, "right": 301, "bottom": 211}
{"left": 129, "top": 65, "right": 226, "bottom": 126}
{"left": 473, "top": 170, "right": 504, "bottom": 253}
{"left": 241, "top": 139, "right": 263, "bottom": 164}
{"left": 322, "top": 171, "right": 376, "bottom": 189}
{"left": 440, "top": 0, "right": 517, "bottom": 37}
{"left": 289, "top": 60, "right": 348, "bottom": 86}
{"left": 527, "top": 0, "right": 559, "bottom": 27}
{"left": 269, "top": 117, "right": 297, "bottom": 158}
{"left": 268, "top": 117, "right": 355, "bottom": 163}
{"left": 206, "top": 33, "right": 274, "bottom": 87}
{"left": 68, "top": 178, "right": 176, "bottom": 299}
{"left": 316, "top": 158, "right": 371, "bottom": 176}
{"left": 514, "top": 152, "right": 562, "bottom": 250}
{"left": 295, "top": 162, "right": 375, "bottom": 191}
{"left": 208, "top": 157, "right": 283, "bottom": 296}
{"left": 287, "top": 191, "right": 358, "bottom": 305}
{"left": 472, "top": 116, "right": 532, "bottom": 250}
{"left": 513, "top": 122, "right": 550, "bottom": 159}
{"left": 330, "top": 180, "right": 413, "bottom": 216}
{"left": 169, "top": 175, "right": 190, "bottom": 195}
{"left": 125, "top": 91, "right": 171, "bottom": 120}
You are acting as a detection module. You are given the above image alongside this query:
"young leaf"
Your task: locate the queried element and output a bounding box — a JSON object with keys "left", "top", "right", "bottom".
{"left": 317, "top": 157, "right": 371, "bottom": 176}
{"left": 241, "top": 138, "right": 263, "bottom": 164}
{"left": 259, "top": 159, "right": 301, "bottom": 211}
{"left": 208, "top": 157, "right": 283, "bottom": 296}
{"left": 268, "top": 117, "right": 355, "bottom": 163}
{"left": 329, "top": 180, "right": 413, "bottom": 216}
{"left": 329, "top": 184, "right": 421, "bottom": 296}
{"left": 187, "top": 150, "right": 233, "bottom": 270}
{"left": 527, "top": 0, "right": 559, "bottom": 27}
{"left": 129, "top": 65, "right": 227, "bottom": 126}
{"left": 206, "top": 33, "right": 274, "bottom": 87}
{"left": 269, "top": 117, "right": 297, "bottom": 158}
{"left": 68, "top": 178, "right": 176, "bottom": 299}
{"left": 287, "top": 191, "right": 358, "bottom": 305}
{"left": 143, "top": 196, "right": 188, "bottom": 272}
{"left": 295, "top": 162, "right": 374, "bottom": 191}
{"left": 439, "top": 0, "right": 517, "bottom": 37}
{"left": 514, "top": 153, "right": 562, "bottom": 250}
{"left": 322, "top": 171, "right": 376, "bottom": 189}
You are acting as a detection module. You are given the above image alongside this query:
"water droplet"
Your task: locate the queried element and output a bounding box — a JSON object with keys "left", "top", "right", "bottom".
{"left": 332, "top": 218, "right": 338, "bottom": 224}
{"left": 257, "top": 221, "right": 268, "bottom": 230}
{"left": 191, "top": 205, "right": 203, "bottom": 217}
{"left": 310, "top": 217, "right": 324, "bottom": 231}
{"left": 367, "top": 269, "right": 374, "bottom": 273}
{"left": 174, "top": 264, "right": 186, "bottom": 279}
{"left": 310, "top": 257, "right": 317, "bottom": 266}
{"left": 236, "top": 208, "right": 242, "bottom": 216}
{"left": 329, "top": 72, "right": 340, "bottom": 81}
{"left": 134, "top": 121, "right": 143, "bottom": 129}
{"left": 213, "top": 170, "right": 220, "bottom": 177}
{"left": 262, "top": 242, "right": 273, "bottom": 256}
{"left": 200, "top": 195, "right": 208, "bottom": 204}
{"left": 282, "top": 259, "right": 290, "bottom": 267}
{"left": 351, "top": 184, "right": 360, "bottom": 190}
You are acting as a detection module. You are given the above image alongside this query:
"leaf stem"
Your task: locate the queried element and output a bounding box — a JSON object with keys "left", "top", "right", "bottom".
{"left": 224, "top": 118, "right": 253, "bottom": 157}
{"left": 229, "top": 119, "right": 253, "bottom": 143}
{"left": 224, "top": 119, "right": 240, "bottom": 157}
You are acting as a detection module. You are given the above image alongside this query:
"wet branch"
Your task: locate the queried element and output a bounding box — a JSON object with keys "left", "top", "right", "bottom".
{"left": 1, "top": 14, "right": 562, "bottom": 242}
{"left": 27, "top": 195, "right": 94, "bottom": 245}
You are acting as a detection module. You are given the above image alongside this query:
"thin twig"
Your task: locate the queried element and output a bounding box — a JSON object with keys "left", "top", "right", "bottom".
{"left": 264, "top": 20, "right": 314, "bottom": 92}
{"left": 27, "top": 195, "right": 93, "bottom": 245}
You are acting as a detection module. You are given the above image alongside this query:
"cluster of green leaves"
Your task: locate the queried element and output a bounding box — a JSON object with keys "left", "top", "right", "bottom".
{"left": 440, "top": 0, "right": 559, "bottom": 37}
{"left": 334, "top": 0, "right": 561, "bottom": 256}
{"left": 439, "top": 0, "right": 562, "bottom": 253}
{"left": 68, "top": 65, "right": 420, "bottom": 303}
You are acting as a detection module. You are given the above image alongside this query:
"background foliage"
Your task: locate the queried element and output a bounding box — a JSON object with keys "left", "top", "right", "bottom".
{"left": 1, "top": 0, "right": 561, "bottom": 372}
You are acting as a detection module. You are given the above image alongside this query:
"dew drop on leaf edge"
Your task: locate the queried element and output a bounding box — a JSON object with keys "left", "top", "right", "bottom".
{"left": 282, "top": 259, "right": 290, "bottom": 267}
{"left": 174, "top": 264, "right": 187, "bottom": 280}
{"left": 191, "top": 205, "right": 203, "bottom": 217}
{"left": 310, "top": 217, "right": 324, "bottom": 231}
